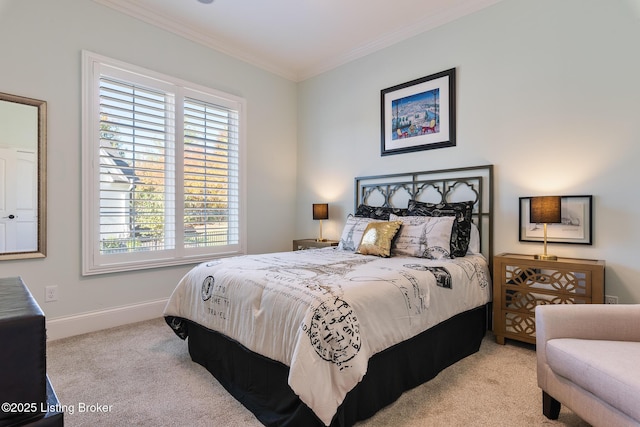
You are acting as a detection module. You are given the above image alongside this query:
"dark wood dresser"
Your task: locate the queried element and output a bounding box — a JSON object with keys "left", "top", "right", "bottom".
{"left": 0, "top": 277, "right": 63, "bottom": 426}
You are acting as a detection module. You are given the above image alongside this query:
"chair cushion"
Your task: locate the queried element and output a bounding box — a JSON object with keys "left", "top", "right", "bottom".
{"left": 547, "top": 338, "right": 640, "bottom": 421}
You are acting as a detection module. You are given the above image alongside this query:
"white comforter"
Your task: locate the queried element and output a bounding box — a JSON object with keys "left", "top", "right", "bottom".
{"left": 164, "top": 248, "right": 491, "bottom": 425}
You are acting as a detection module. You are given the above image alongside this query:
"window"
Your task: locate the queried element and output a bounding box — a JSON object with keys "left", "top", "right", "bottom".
{"left": 82, "top": 51, "right": 245, "bottom": 275}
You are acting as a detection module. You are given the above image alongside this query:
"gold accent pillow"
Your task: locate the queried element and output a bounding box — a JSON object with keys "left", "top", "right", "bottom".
{"left": 356, "top": 221, "right": 403, "bottom": 257}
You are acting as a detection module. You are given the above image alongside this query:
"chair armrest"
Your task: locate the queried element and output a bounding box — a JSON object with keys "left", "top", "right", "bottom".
{"left": 536, "top": 304, "right": 640, "bottom": 391}
{"left": 536, "top": 304, "right": 640, "bottom": 344}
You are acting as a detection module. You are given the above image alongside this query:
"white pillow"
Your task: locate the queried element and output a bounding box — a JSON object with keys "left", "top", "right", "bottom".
{"left": 337, "top": 215, "right": 382, "bottom": 252}
{"left": 467, "top": 223, "right": 480, "bottom": 254}
{"left": 389, "top": 214, "right": 455, "bottom": 259}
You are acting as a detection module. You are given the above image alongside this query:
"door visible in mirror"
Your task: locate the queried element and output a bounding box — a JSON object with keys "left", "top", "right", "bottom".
{"left": 0, "top": 93, "right": 46, "bottom": 260}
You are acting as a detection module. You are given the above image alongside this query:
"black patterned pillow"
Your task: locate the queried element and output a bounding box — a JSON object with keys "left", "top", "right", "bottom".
{"left": 354, "top": 204, "right": 408, "bottom": 220}
{"left": 406, "top": 200, "right": 474, "bottom": 257}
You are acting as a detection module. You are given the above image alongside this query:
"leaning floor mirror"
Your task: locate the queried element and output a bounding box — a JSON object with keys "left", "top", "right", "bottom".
{"left": 0, "top": 92, "right": 47, "bottom": 260}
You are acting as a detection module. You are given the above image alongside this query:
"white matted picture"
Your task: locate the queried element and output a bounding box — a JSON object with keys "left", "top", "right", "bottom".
{"left": 519, "top": 195, "right": 593, "bottom": 245}
{"left": 381, "top": 68, "right": 456, "bottom": 156}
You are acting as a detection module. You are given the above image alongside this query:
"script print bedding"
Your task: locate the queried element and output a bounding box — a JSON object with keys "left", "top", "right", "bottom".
{"left": 164, "top": 247, "right": 491, "bottom": 425}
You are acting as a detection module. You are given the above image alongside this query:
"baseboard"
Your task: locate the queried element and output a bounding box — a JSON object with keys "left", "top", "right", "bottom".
{"left": 46, "top": 298, "right": 169, "bottom": 341}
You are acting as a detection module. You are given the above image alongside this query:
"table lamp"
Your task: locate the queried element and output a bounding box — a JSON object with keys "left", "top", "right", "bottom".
{"left": 530, "top": 196, "right": 561, "bottom": 260}
{"left": 313, "top": 203, "right": 329, "bottom": 242}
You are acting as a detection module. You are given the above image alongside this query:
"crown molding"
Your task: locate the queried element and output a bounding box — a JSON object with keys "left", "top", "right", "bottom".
{"left": 94, "top": 0, "right": 298, "bottom": 81}
{"left": 297, "top": 0, "right": 503, "bottom": 80}
{"left": 95, "top": 0, "right": 503, "bottom": 82}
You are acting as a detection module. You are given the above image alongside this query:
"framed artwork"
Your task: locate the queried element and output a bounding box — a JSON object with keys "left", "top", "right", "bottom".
{"left": 519, "top": 195, "right": 593, "bottom": 245}
{"left": 380, "top": 68, "right": 456, "bottom": 156}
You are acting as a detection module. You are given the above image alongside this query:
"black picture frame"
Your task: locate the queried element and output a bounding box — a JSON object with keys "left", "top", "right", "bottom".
{"left": 519, "top": 195, "right": 593, "bottom": 245}
{"left": 381, "top": 68, "right": 456, "bottom": 156}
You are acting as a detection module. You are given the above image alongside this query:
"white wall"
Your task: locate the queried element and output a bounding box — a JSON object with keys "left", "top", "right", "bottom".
{"left": 0, "top": 0, "right": 298, "bottom": 333}
{"left": 296, "top": 0, "right": 640, "bottom": 303}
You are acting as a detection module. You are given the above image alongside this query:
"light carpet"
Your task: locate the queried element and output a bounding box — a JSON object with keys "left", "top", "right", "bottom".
{"left": 47, "top": 318, "right": 589, "bottom": 426}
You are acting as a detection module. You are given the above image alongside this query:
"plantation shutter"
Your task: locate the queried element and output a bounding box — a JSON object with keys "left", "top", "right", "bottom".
{"left": 98, "top": 77, "right": 176, "bottom": 254}
{"left": 183, "top": 98, "right": 240, "bottom": 248}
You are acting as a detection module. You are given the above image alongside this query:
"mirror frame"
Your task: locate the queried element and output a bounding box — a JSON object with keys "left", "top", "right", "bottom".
{"left": 0, "top": 92, "right": 47, "bottom": 260}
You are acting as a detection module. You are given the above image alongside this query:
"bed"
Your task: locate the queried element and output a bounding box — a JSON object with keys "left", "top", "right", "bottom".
{"left": 164, "top": 164, "right": 494, "bottom": 426}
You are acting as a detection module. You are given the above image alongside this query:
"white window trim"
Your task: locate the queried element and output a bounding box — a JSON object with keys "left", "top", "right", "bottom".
{"left": 81, "top": 50, "right": 246, "bottom": 275}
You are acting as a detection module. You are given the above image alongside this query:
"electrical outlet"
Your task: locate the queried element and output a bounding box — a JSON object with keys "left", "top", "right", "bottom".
{"left": 605, "top": 295, "right": 618, "bottom": 304}
{"left": 45, "top": 285, "right": 58, "bottom": 302}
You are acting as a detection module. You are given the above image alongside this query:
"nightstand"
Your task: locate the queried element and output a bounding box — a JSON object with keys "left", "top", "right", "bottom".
{"left": 293, "top": 239, "right": 339, "bottom": 251}
{"left": 492, "top": 253, "right": 605, "bottom": 345}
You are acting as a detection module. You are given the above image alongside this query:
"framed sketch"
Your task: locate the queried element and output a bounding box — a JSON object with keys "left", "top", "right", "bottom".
{"left": 519, "top": 195, "right": 593, "bottom": 245}
{"left": 381, "top": 68, "right": 456, "bottom": 156}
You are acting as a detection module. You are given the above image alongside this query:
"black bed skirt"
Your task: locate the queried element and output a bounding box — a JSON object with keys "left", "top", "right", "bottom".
{"left": 170, "top": 304, "right": 487, "bottom": 427}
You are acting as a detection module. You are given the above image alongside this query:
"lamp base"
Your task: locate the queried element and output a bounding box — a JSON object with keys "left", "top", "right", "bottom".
{"left": 534, "top": 254, "right": 558, "bottom": 261}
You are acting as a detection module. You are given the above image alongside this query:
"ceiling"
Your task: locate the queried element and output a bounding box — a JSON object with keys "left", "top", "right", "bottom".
{"left": 95, "top": 0, "right": 504, "bottom": 81}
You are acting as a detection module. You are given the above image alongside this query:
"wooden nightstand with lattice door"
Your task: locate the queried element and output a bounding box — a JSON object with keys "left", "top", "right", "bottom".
{"left": 492, "top": 253, "right": 605, "bottom": 345}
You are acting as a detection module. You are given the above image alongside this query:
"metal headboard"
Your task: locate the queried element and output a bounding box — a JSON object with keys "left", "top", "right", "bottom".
{"left": 354, "top": 164, "right": 494, "bottom": 265}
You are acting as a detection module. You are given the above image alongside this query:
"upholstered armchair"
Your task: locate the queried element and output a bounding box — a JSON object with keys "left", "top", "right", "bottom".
{"left": 535, "top": 304, "right": 640, "bottom": 426}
